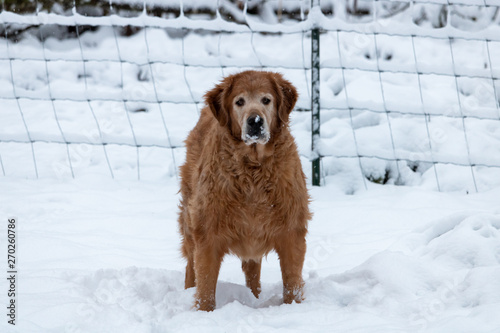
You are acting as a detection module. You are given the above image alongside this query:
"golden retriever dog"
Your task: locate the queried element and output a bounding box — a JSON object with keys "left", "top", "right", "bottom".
{"left": 178, "top": 70, "right": 311, "bottom": 311}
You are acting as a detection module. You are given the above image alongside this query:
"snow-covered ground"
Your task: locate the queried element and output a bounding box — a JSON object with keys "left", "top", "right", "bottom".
{"left": 1, "top": 177, "right": 500, "bottom": 332}
{"left": 1, "top": 4, "right": 500, "bottom": 332}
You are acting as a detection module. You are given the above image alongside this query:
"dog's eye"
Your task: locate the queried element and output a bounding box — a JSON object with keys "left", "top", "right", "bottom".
{"left": 261, "top": 97, "right": 271, "bottom": 105}
{"left": 235, "top": 98, "right": 245, "bottom": 107}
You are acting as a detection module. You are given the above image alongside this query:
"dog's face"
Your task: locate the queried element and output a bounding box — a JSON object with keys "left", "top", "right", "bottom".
{"left": 232, "top": 85, "right": 274, "bottom": 145}
{"left": 205, "top": 71, "right": 298, "bottom": 145}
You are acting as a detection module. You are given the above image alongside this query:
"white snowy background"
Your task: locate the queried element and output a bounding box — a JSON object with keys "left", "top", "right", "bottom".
{"left": 1, "top": 1, "right": 500, "bottom": 332}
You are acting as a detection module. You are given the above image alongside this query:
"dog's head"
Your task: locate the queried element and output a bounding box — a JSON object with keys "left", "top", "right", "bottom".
{"left": 204, "top": 71, "right": 298, "bottom": 145}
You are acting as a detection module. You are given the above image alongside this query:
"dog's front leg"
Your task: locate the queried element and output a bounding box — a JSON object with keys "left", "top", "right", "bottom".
{"left": 275, "top": 229, "right": 307, "bottom": 304}
{"left": 193, "top": 242, "right": 224, "bottom": 311}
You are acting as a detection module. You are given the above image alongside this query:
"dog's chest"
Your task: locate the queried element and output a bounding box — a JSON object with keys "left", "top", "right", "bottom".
{"left": 234, "top": 170, "right": 274, "bottom": 209}
{"left": 229, "top": 206, "right": 277, "bottom": 259}
{"left": 230, "top": 234, "right": 273, "bottom": 260}
{"left": 220, "top": 155, "right": 288, "bottom": 258}
{"left": 228, "top": 179, "right": 280, "bottom": 259}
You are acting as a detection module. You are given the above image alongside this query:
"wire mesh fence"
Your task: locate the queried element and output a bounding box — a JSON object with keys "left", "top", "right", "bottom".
{"left": 1, "top": 0, "right": 499, "bottom": 192}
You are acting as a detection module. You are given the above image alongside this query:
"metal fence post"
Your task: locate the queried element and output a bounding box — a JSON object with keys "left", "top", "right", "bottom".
{"left": 311, "top": 0, "right": 321, "bottom": 186}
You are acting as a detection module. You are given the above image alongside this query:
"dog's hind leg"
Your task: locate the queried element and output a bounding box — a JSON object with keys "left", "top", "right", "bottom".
{"left": 180, "top": 209, "right": 196, "bottom": 289}
{"left": 242, "top": 258, "right": 262, "bottom": 298}
{"left": 182, "top": 235, "right": 196, "bottom": 289}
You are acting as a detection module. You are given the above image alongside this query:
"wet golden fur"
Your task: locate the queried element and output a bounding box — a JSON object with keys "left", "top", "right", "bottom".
{"left": 178, "top": 70, "right": 311, "bottom": 311}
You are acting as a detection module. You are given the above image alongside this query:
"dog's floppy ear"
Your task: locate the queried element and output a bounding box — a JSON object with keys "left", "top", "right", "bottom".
{"left": 204, "top": 77, "right": 233, "bottom": 127}
{"left": 273, "top": 73, "right": 298, "bottom": 125}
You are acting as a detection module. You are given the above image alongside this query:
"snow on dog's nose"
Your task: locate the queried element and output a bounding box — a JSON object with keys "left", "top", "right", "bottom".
{"left": 243, "top": 113, "right": 269, "bottom": 145}
{"left": 247, "top": 114, "right": 264, "bottom": 137}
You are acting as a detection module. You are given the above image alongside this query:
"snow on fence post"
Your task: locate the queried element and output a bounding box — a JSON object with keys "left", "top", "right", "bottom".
{"left": 311, "top": 0, "right": 321, "bottom": 186}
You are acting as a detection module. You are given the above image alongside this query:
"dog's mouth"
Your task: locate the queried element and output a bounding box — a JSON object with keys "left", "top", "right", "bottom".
{"left": 242, "top": 114, "right": 270, "bottom": 145}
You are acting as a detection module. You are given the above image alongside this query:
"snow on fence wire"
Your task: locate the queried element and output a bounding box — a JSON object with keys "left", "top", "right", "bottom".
{"left": 1, "top": 0, "right": 500, "bottom": 192}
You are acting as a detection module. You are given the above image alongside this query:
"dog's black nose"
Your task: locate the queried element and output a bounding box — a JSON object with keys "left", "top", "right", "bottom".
{"left": 247, "top": 115, "right": 264, "bottom": 137}
{"left": 246, "top": 115, "right": 264, "bottom": 137}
